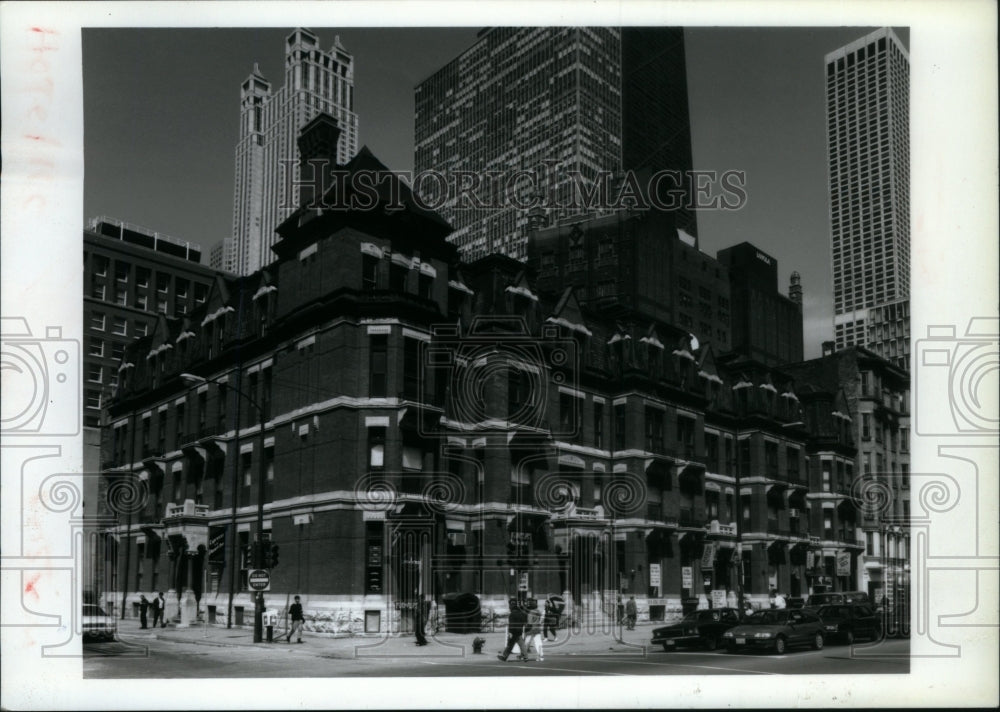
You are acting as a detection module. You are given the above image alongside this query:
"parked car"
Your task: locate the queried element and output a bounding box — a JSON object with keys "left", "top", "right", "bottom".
{"left": 816, "top": 603, "right": 881, "bottom": 644}
{"left": 722, "top": 608, "right": 825, "bottom": 654}
{"left": 651, "top": 607, "right": 743, "bottom": 651}
{"left": 786, "top": 596, "right": 806, "bottom": 609}
{"left": 82, "top": 604, "right": 116, "bottom": 642}
{"left": 805, "top": 590, "right": 869, "bottom": 608}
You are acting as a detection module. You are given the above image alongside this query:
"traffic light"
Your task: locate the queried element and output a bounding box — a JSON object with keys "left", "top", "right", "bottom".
{"left": 241, "top": 544, "right": 254, "bottom": 569}
{"left": 270, "top": 544, "right": 279, "bottom": 568}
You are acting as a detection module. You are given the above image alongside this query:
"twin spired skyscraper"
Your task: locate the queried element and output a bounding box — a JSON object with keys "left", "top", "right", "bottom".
{"left": 825, "top": 27, "right": 910, "bottom": 369}
{"left": 217, "top": 28, "right": 359, "bottom": 275}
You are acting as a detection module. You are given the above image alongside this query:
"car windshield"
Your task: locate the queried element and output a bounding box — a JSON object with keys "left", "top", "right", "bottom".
{"left": 83, "top": 605, "right": 108, "bottom": 616}
{"left": 681, "top": 612, "right": 701, "bottom": 622}
{"left": 810, "top": 594, "right": 839, "bottom": 605}
{"left": 818, "top": 605, "right": 851, "bottom": 618}
{"left": 744, "top": 610, "right": 788, "bottom": 625}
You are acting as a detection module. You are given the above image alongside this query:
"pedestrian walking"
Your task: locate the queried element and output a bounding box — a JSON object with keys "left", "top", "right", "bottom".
{"left": 413, "top": 598, "right": 428, "bottom": 646}
{"left": 523, "top": 600, "right": 544, "bottom": 662}
{"left": 139, "top": 595, "right": 149, "bottom": 629}
{"left": 543, "top": 598, "right": 559, "bottom": 641}
{"left": 286, "top": 595, "right": 305, "bottom": 643}
{"left": 625, "top": 595, "right": 637, "bottom": 630}
{"left": 774, "top": 591, "right": 786, "bottom": 609}
{"left": 151, "top": 592, "right": 166, "bottom": 628}
{"left": 497, "top": 599, "right": 528, "bottom": 662}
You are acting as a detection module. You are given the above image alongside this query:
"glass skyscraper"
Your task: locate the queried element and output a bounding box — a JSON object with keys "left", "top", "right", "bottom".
{"left": 414, "top": 27, "right": 697, "bottom": 262}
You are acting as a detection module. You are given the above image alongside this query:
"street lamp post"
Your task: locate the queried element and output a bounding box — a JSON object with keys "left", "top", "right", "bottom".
{"left": 182, "top": 373, "right": 268, "bottom": 643}
{"left": 731, "top": 451, "right": 745, "bottom": 616}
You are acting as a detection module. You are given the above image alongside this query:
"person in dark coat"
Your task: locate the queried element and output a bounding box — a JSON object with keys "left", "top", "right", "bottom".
{"left": 413, "top": 598, "right": 428, "bottom": 646}
{"left": 150, "top": 592, "right": 165, "bottom": 628}
{"left": 286, "top": 595, "right": 305, "bottom": 643}
{"left": 625, "top": 596, "right": 637, "bottom": 630}
{"left": 543, "top": 599, "right": 559, "bottom": 641}
{"left": 497, "top": 599, "right": 528, "bottom": 662}
{"left": 139, "top": 595, "right": 149, "bottom": 629}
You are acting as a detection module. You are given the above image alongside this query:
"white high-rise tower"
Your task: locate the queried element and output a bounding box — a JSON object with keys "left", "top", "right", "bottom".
{"left": 225, "top": 28, "right": 359, "bottom": 275}
{"left": 825, "top": 28, "right": 910, "bottom": 369}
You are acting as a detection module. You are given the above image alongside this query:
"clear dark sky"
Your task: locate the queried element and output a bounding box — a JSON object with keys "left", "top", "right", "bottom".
{"left": 82, "top": 26, "right": 908, "bottom": 358}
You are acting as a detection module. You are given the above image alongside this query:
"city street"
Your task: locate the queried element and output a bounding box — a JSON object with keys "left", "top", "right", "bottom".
{"left": 84, "top": 632, "right": 910, "bottom": 678}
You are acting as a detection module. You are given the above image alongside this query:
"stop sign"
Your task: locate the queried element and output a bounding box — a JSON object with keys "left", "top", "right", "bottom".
{"left": 247, "top": 569, "right": 271, "bottom": 591}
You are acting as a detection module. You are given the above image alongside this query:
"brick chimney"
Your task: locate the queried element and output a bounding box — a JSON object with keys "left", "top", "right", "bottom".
{"left": 295, "top": 113, "right": 341, "bottom": 208}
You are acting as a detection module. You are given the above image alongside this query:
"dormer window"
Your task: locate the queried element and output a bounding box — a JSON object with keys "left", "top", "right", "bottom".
{"left": 362, "top": 255, "right": 379, "bottom": 289}
{"left": 206, "top": 323, "right": 215, "bottom": 359}
{"left": 419, "top": 273, "right": 433, "bottom": 300}
{"left": 387, "top": 253, "right": 413, "bottom": 293}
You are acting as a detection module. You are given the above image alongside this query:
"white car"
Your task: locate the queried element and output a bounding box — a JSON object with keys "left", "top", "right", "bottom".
{"left": 82, "top": 604, "right": 116, "bottom": 642}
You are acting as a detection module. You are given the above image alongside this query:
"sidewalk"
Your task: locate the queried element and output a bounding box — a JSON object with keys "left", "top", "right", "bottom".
{"left": 116, "top": 617, "right": 657, "bottom": 660}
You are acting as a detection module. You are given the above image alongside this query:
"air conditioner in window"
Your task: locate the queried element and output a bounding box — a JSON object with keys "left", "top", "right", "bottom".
{"left": 447, "top": 532, "right": 467, "bottom": 547}
{"left": 788, "top": 508, "right": 800, "bottom": 518}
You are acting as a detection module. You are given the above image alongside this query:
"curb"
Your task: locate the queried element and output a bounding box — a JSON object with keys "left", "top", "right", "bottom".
{"left": 116, "top": 621, "right": 656, "bottom": 659}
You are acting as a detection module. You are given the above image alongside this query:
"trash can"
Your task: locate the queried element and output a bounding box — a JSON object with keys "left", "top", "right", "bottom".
{"left": 682, "top": 597, "right": 700, "bottom": 615}
{"left": 442, "top": 593, "right": 481, "bottom": 633}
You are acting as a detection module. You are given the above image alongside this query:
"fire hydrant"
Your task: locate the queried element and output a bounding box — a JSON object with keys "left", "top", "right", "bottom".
{"left": 472, "top": 637, "right": 486, "bottom": 654}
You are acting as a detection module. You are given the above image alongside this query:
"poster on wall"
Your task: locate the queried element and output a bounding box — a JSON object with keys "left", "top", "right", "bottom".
{"left": 836, "top": 550, "right": 851, "bottom": 577}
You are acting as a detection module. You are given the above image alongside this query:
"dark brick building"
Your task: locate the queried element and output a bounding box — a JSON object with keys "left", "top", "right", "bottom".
{"left": 784, "top": 345, "right": 910, "bottom": 622}
{"left": 716, "top": 242, "right": 804, "bottom": 368}
{"left": 84, "top": 218, "right": 216, "bottom": 427}
{"left": 83, "top": 218, "right": 218, "bottom": 606}
{"left": 101, "top": 116, "right": 865, "bottom": 634}
{"left": 527, "top": 209, "right": 732, "bottom": 352}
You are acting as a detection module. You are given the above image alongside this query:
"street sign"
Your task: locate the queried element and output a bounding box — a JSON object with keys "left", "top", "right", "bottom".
{"left": 682, "top": 566, "right": 693, "bottom": 589}
{"left": 518, "top": 572, "right": 529, "bottom": 592}
{"left": 836, "top": 551, "right": 851, "bottom": 576}
{"left": 700, "top": 542, "right": 717, "bottom": 568}
{"left": 649, "top": 563, "right": 661, "bottom": 588}
{"left": 247, "top": 569, "right": 271, "bottom": 592}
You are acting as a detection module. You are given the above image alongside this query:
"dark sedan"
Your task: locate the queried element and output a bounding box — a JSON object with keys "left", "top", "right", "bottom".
{"left": 721, "top": 608, "right": 825, "bottom": 654}
{"left": 816, "top": 603, "right": 881, "bottom": 643}
{"left": 651, "top": 608, "right": 743, "bottom": 651}
{"left": 82, "top": 604, "right": 116, "bottom": 642}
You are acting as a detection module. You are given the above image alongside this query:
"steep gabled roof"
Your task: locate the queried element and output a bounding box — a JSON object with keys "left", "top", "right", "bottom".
{"left": 546, "top": 287, "right": 591, "bottom": 335}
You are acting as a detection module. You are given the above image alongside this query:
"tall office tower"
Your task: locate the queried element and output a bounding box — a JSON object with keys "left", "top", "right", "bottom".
{"left": 825, "top": 28, "right": 909, "bottom": 365}
{"left": 620, "top": 27, "right": 697, "bottom": 239}
{"left": 415, "top": 27, "right": 696, "bottom": 262}
{"left": 209, "top": 238, "right": 236, "bottom": 273}
{"left": 229, "top": 28, "right": 359, "bottom": 275}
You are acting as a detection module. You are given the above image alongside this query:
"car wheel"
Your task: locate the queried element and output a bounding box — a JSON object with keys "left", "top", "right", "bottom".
{"left": 812, "top": 632, "right": 824, "bottom": 650}
{"left": 726, "top": 642, "right": 737, "bottom": 654}
{"left": 662, "top": 643, "right": 672, "bottom": 653}
{"left": 703, "top": 636, "right": 717, "bottom": 652}
{"left": 844, "top": 629, "right": 854, "bottom": 645}
{"left": 773, "top": 636, "right": 787, "bottom": 655}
